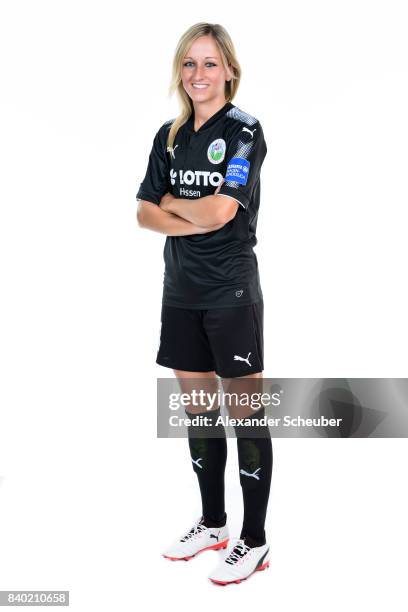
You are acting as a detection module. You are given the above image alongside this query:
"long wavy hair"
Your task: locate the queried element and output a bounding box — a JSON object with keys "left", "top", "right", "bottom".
{"left": 167, "top": 23, "right": 241, "bottom": 149}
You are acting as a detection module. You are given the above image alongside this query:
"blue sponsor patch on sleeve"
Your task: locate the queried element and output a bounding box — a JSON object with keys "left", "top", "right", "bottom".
{"left": 225, "top": 157, "right": 250, "bottom": 185}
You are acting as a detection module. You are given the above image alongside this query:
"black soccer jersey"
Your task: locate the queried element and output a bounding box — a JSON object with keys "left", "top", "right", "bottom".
{"left": 136, "top": 101, "right": 267, "bottom": 309}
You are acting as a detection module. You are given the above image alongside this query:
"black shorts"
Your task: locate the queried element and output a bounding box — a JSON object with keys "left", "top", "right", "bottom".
{"left": 156, "top": 300, "right": 264, "bottom": 378}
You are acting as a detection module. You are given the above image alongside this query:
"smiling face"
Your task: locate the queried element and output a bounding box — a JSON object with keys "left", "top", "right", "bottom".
{"left": 181, "top": 35, "right": 233, "bottom": 108}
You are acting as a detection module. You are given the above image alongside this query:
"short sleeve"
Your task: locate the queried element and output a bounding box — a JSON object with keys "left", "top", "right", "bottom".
{"left": 217, "top": 121, "right": 267, "bottom": 210}
{"left": 136, "top": 124, "right": 170, "bottom": 205}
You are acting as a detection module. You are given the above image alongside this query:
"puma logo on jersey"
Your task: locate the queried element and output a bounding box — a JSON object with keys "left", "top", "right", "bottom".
{"left": 242, "top": 127, "right": 257, "bottom": 138}
{"left": 234, "top": 352, "right": 252, "bottom": 366}
{"left": 240, "top": 467, "right": 261, "bottom": 480}
{"left": 191, "top": 457, "right": 203, "bottom": 469}
{"left": 167, "top": 144, "right": 179, "bottom": 159}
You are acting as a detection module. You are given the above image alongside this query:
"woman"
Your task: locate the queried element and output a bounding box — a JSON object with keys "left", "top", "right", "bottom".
{"left": 136, "top": 22, "right": 272, "bottom": 585}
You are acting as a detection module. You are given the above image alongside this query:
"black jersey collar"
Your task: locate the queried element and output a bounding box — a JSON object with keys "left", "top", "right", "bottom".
{"left": 185, "top": 101, "right": 234, "bottom": 134}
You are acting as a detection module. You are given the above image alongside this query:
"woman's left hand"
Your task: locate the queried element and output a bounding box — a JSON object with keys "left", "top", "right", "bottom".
{"left": 159, "top": 192, "right": 175, "bottom": 212}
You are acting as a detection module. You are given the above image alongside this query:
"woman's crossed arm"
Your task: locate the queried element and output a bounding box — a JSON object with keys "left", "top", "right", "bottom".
{"left": 137, "top": 199, "right": 225, "bottom": 236}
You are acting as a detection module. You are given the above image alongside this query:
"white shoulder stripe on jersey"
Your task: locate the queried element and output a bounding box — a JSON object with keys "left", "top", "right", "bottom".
{"left": 215, "top": 193, "right": 246, "bottom": 210}
{"left": 225, "top": 107, "right": 258, "bottom": 127}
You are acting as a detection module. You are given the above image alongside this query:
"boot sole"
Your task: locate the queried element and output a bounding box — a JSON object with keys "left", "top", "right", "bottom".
{"left": 209, "top": 560, "right": 270, "bottom": 585}
{"left": 163, "top": 538, "right": 229, "bottom": 561}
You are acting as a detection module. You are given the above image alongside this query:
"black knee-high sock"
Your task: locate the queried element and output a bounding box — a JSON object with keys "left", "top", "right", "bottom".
{"left": 235, "top": 407, "right": 273, "bottom": 546}
{"left": 186, "top": 407, "right": 227, "bottom": 527}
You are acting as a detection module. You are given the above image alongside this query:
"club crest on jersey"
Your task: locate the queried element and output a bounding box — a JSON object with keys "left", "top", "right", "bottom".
{"left": 207, "top": 138, "right": 226, "bottom": 164}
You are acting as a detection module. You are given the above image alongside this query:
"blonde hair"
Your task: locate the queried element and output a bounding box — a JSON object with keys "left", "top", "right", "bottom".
{"left": 167, "top": 23, "right": 241, "bottom": 149}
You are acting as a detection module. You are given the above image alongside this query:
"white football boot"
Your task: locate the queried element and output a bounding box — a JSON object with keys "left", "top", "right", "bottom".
{"left": 208, "top": 537, "right": 270, "bottom": 585}
{"left": 162, "top": 516, "right": 229, "bottom": 561}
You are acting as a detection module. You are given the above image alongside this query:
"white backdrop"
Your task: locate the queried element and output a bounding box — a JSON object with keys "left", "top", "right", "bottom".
{"left": 0, "top": 1, "right": 407, "bottom": 610}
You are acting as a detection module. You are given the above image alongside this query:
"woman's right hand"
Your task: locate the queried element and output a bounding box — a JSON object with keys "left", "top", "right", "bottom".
{"left": 214, "top": 180, "right": 224, "bottom": 195}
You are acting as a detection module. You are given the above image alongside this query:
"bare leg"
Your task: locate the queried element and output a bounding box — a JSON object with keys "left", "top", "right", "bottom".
{"left": 220, "top": 371, "right": 264, "bottom": 420}
{"left": 173, "top": 369, "right": 219, "bottom": 414}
